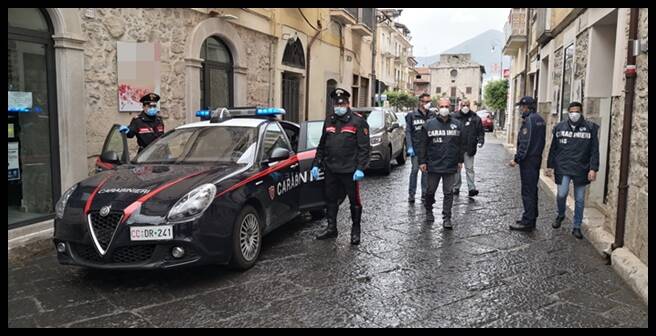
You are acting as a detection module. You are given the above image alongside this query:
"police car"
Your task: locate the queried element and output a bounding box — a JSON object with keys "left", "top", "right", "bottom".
{"left": 54, "top": 107, "right": 328, "bottom": 270}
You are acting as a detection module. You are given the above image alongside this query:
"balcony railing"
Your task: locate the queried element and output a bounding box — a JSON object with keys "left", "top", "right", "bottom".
{"left": 503, "top": 8, "right": 528, "bottom": 55}
{"left": 346, "top": 8, "right": 358, "bottom": 18}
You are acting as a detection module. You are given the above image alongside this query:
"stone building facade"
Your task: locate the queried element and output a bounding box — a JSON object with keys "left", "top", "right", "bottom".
{"left": 429, "top": 53, "right": 485, "bottom": 110}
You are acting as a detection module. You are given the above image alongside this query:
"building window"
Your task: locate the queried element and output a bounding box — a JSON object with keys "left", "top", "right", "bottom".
{"left": 560, "top": 43, "right": 574, "bottom": 120}
{"left": 282, "top": 38, "right": 306, "bottom": 69}
{"left": 435, "top": 87, "right": 441, "bottom": 94}
{"left": 451, "top": 87, "right": 456, "bottom": 97}
{"left": 466, "top": 87, "right": 472, "bottom": 94}
{"left": 200, "top": 36, "right": 233, "bottom": 109}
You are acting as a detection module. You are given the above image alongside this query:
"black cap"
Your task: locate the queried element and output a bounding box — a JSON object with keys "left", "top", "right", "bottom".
{"left": 515, "top": 96, "right": 535, "bottom": 106}
{"left": 330, "top": 88, "right": 351, "bottom": 104}
{"left": 140, "top": 92, "right": 160, "bottom": 105}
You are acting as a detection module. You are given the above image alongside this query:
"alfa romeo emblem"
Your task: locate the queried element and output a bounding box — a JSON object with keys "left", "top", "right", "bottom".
{"left": 268, "top": 186, "right": 276, "bottom": 200}
{"left": 100, "top": 205, "right": 111, "bottom": 217}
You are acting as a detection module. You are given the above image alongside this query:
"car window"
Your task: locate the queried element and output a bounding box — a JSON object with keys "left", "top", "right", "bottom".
{"left": 260, "top": 122, "right": 292, "bottom": 162}
{"left": 395, "top": 113, "right": 406, "bottom": 127}
{"left": 135, "top": 126, "right": 258, "bottom": 164}
{"left": 359, "top": 110, "right": 384, "bottom": 130}
{"left": 476, "top": 111, "right": 489, "bottom": 118}
{"left": 102, "top": 125, "right": 127, "bottom": 162}
{"left": 305, "top": 121, "right": 324, "bottom": 149}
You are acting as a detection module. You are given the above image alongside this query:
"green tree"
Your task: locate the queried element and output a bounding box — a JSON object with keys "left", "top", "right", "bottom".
{"left": 483, "top": 79, "right": 508, "bottom": 112}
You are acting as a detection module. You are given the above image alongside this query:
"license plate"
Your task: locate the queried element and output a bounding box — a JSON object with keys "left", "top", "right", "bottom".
{"left": 130, "top": 225, "right": 173, "bottom": 241}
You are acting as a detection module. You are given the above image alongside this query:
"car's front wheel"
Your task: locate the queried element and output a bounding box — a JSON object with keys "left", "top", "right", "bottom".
{"left": 229, "top": 205, "right": 262, "bottom": 270}
{"left": 396, "top": 143, "right": 407, "bottom": 165}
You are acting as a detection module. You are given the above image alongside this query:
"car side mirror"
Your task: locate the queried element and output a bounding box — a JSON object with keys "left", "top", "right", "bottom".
{"left": 265, "top": 148, "right": 291, "bottom": 164}
{"left": 100, "top": 151, "right": 121, "bottom": 164}
{"left": 389, "top": 122, "right": 399, "bottom": 131}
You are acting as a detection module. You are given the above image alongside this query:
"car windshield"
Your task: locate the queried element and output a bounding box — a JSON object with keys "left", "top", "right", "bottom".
{"left": 357, "top": 109, "right": 385, "bottom": 130}
{"left": 135, "top": 126, "right": 258, "bottom": 164}
{"left": 476, "top": 111, "right": 489, "bottom": 118}
{"left": 305, "top": 121, "right": 324, "bottom": 149}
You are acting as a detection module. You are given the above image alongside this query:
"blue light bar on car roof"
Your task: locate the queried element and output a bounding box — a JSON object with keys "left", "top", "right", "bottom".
{"left": 195, "top": 109, "right": 211, "bottom": 120}
{"left": 256, "top": 107, "right": 286, "bottom": 116}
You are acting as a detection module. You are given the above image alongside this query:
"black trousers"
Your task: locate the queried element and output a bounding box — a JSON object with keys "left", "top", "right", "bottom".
{"left": 325, "top": 170, "right": 362, "bottom": 209}
{"left": 425, "top": 172, "right": 455, "bottom": 219}
{"left": 519, "top": 157, "right": 541, "bottom": 225}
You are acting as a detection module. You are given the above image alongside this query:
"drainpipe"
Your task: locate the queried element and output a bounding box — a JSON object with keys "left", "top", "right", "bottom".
{"left": 304, "top": 27, "right": 323, "bottom": 121}
{"left": 612, "top": 8, "right": 640, "bottom": 251}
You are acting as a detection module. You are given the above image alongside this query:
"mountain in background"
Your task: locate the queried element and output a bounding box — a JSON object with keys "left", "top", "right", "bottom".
{"left": 414, "top": 29, "right": 510, "bottom": 80}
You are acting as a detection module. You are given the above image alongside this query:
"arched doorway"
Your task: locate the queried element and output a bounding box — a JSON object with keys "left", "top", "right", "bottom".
{"left": 281, "top": 38, "right": 305, "bottom": 123}
{"left": 8, "top": 8, "right": 60, "bottom": 228}
{"left": 200, "top": 36, "right": 233, "bottom": 109}
{"left": 326, "top": 79, "right": 337, "bottom": 116}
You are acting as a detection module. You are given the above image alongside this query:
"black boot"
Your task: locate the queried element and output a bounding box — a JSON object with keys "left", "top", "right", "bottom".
{"left": 425, "top": 207, "right": 434, "bottom": 222}
{"left": 553, "top": 215, "right": 565, "bottom": 228}
{"left": 316, "top": 204, "right": 338, "bottom": 240}
{"left": 350, "top": 205, "right": 362, "bottom": 245}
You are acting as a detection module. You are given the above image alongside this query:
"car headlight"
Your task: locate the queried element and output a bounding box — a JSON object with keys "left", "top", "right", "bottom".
{"left": 370, "top": 135, "right": 383, "bottom": 146}
{"left": 55, "top": 184, "right": 78, "bottom": 219}
{"left": 167, "top": 184, "right": 217, "bottom": 223}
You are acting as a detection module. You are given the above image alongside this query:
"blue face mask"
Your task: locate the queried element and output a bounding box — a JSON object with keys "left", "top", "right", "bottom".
{"left": 146, "top": 107, "right": 158, "bottom": 116}
{"left": 334, "top": 107, "right": 348, "bottom": 116}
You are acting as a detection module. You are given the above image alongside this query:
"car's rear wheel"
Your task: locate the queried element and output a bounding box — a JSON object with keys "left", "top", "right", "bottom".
{"left": 396, "top": 143, "right": 407, "bottom": 165}
{"left": 229, "top": 205, "right": 262, "bottom": 270}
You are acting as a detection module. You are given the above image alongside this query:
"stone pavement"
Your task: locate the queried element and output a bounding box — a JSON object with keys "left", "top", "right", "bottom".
{"left": 7, "top": 134, "right": 648, "bottom": 328}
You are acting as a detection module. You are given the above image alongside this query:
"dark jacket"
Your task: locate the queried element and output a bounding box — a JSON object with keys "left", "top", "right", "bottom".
{"left": 126, "top": 113, "right": 165, "bottom": 151}
{"left": 452, "top": 110, "right": 484, "bottom": 156}
{"left": 514, "top": 110, "right": 546, "bottom": 163}
{"left": 405, "top": 108, "right": 434, "bottom": 151}
{"left": 547, "top": 116, "right": 600, "bottom": 186}
{"left": 313, "top": 109, "right": 370, "bottom": 174}
{"left": 417, "top": 114, "right": 465, "bottom": 174}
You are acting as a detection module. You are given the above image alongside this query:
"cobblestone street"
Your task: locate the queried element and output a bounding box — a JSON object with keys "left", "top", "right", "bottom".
{"left": 8, "top": 134, "right": 648, "bottom": 328}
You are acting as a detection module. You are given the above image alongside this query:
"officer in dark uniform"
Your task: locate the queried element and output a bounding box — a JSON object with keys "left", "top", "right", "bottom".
{"left": 547, "top": 101, "right": 600, "bottom": 239}
{"left": 119, "top": 92, "right": 165, "bottom": 152}
{"left": 418, "top": 97, "right": 465, "bottom": 228}
{"left": 405, "top": 93, "right": 433, "bottom": 203}
{"left": 509, "top": 96, "right": 546, "bottom": 231}
{"left": 311, "top": 88, "right": 370, "bottom": 245}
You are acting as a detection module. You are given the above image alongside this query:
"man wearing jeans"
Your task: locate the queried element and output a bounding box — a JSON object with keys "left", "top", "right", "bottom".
{"left": 404, "top": 93, "right": 433, "bottom": 203}
{"left": 451, "top": 100, "right": 485, "bottom": 197}
{"left": 547, "top": 101, "right": 599, "bottom": 239}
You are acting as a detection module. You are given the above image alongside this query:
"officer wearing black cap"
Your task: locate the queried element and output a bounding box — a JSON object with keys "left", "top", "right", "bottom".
{"left": 119, "top": 92, "right": 165, "bottom": 152}
{"left": 509, "top": 96, "right": 545, "bottom": 231}
{"left": 311, "top": 88, "right": 370, "bottom": 245}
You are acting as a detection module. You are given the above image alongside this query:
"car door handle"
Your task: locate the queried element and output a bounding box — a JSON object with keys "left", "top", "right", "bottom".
{"left": 255, "top": 180, "right": 263, "bottom": 186}
{"left": 290, "top": 163, "right": 299, "bottom": 168}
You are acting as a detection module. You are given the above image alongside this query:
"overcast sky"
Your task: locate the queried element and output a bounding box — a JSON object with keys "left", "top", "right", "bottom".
{"left": 396, "top": 8, "right": 511, "bottom": 57}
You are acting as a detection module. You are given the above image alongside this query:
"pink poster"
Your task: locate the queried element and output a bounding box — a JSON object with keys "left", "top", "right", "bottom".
{"left": 117, "top": 42, "right": 160, "bottom": 112}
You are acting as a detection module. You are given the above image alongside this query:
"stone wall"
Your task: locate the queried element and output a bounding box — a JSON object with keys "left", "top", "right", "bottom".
{"left": 602, "top": 8, "right": 648, "bottom": 265}
{"left": 79, "top": 8, "right": 273, "bottom": 174}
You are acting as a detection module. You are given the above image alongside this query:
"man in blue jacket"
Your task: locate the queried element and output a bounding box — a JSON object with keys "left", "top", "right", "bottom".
{"left": 418, "top": 98, "right": 464, "bottom": 228}
{"left": 509, "top": 96, "right": 546, "bottom": 231}
{"left": 547, "top": 101, "right": 600, "bottom": 239}
{"left": 405, "top": 93, "right": 433, "bottom": 203}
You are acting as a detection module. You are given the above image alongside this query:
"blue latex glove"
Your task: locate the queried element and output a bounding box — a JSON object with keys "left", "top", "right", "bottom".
{"left": 118, "top": 125, "right": 129, "bottom": 134}
{"left": 353, "top": 169, "right": 364, "bottom": 181}
{"left": 311, "top": 166, "right": 320, "bottom": 179}
{"left": 407, "top": 146, "right": 415, "bottom": 157}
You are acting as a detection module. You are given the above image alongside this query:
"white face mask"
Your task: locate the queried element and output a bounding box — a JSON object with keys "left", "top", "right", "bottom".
{"left": 461, "top": 107, "right": 470, "bottom": 114}
{"left": 423, "top": 102, "right": 431, "bottom": 110}
{"left": 438, "top": 108, "right": 450, "bottom": 117}
{"left": 569, "top": 112, "right": 581, "bottom": 123}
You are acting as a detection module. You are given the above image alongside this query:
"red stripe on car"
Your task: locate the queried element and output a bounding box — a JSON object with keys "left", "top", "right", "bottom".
{"left": 84, "top": 174, "right": 114, "bottom": 214}
{"left": 120, "top": 170, "right": 208, "bottom": 224}
{"left": 216, "top": 155, "right": 299, "bottom": 199}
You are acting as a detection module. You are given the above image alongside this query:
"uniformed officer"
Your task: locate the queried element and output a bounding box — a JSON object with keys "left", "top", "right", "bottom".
{"left": 119, "top": 93, "right": 165, "bottom": 152}
{"left": 405, "top": 93, "right": 433, "bottom": 203}
{"left": 547, "top": 101, "right": 600, "bottom": 239}
{"left": 451, "top": 99, "right": 485, "bottom": 197}
{"left": 509, "top": 96, "right": 546, "bottom": 231}
{"left": 418, "top": 97, "right": 465, "bottom": 228}
{"left": 311, "top": 88, "right": 371, "bottom": 245}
